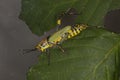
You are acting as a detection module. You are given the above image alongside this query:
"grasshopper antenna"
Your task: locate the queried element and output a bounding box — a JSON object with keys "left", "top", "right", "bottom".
{"left": 65, "top": 8, "right": 80, "bottom": 15}
{"left": 23, "top": 48, "right": 37, "bottom": 54}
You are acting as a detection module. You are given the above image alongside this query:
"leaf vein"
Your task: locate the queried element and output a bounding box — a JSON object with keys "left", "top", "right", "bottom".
{"left": 92, "top": 39, "right": 120, "bottom": 79}
{"left": 78, "top": 45, "right": 107, "bottom": 51}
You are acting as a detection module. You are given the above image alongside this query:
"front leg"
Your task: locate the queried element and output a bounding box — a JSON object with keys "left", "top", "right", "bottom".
{"left": 48, "top": 42, "right": 65, "bottom": 53}
{"left": 46, "top": 49, "right": 51, "bottom": 65}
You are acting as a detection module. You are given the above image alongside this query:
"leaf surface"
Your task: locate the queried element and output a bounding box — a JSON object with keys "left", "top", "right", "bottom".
{"left": 19, "top": 0, "right": 120, "bottom": 80}
{"left": 26, "top": 27, "right": 120, "bottom": 80}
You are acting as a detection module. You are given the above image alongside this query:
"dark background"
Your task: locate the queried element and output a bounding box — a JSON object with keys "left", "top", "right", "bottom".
{"left": 0, "top": 0, "right": 120, "bottom": 80}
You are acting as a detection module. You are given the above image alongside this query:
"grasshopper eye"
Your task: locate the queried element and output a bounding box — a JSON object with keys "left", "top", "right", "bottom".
{"left": 42, "top": 44, "right": 46, "bottom": 47}
{"left": 41, "top": 42, "right": 47, "bottom": 47}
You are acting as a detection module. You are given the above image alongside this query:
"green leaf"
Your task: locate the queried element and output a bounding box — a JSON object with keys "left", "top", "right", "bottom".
{"left": 19, "top": 0, "right": 120, "bottom": 80}
{"left": 20, "top": 0, "right": 120, "bottom": 36}
{"left": 27, "top": 27, "right": 120, "bottom": 80}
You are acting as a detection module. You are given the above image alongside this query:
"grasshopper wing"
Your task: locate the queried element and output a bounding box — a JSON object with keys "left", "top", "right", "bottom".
{"left": 57, "top": 8, "right": 79, "bottom": 30}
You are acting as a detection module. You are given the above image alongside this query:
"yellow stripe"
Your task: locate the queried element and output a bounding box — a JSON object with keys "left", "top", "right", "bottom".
{"left": 57, "top": 19, "right": 61, "bottom": 25}
{"left": 76, "top": 28, "right": 80, "bottom": 33}
{"left": 73, "top": 29, "right": 77, "bottom": 35}
{"left": 67, "top": 24, "right": 87, "bottom": 39}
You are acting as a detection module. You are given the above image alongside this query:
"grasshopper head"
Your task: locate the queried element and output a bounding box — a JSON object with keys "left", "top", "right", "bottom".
{"left": 23, "top": 39, "right": 49, "bottom": 54}
{"left": 35, "top": 39, "right": 49, "bottom": 52}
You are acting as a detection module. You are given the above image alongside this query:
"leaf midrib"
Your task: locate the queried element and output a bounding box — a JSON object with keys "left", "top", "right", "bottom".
{"left": 85, "top": 39, "right": 120, "bottom": 80}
